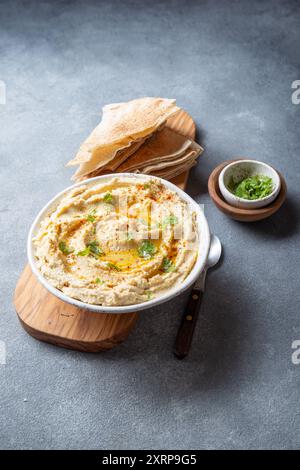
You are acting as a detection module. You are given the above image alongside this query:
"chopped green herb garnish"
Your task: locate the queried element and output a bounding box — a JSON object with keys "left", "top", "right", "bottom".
{"left": 77, "top": 241, "right": 104, "bottom": 258}
{"left": 143, "top": 183, "right": 151, "bottom": 190}
{"left": 103, "top": 192, "right": 113, "bottom": 203}
{"left": 162, "top": 214, "right": 178, "bottom": 228}
{"left": 87, "top": 240, "right": 104, "bottom": 257}
{"left": 138, "top": 240, "right": 157, "bottom": 259}
{"left": 77, "top": 247, "right": 91, "bottom": 257}
{"left": 95, "top": 278, "right": 104, "bottom": 284}
{"left": 58, "top": 241, "right": 74, "bottom": 255}
{"left": 228, "top": 175, "right": 274, "bottom": 200}
{"left": 146, "top": 291, "right": 153, "bottom": 300}
{"left": 161, "top": 257, "right": 176, "bottom": 273}
{"left": 86, "top": 208, "right": 97, "bottom": 223}
{"left": 106, "top": 262, "right": 121, "bottom": 271}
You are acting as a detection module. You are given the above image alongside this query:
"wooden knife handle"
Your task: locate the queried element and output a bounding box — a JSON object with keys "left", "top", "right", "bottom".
{"left": 174, "top": 287, "right": 203, "bottom": 359}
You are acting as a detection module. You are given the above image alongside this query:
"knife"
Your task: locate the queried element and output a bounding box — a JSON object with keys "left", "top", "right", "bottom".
{"left": 174, "top": 235, "right": 222, "bottom": 359}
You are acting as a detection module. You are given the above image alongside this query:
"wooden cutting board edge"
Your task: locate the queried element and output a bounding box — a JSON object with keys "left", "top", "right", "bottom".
{"left": 13, "top": 109, "right": 197, "bottom": 352}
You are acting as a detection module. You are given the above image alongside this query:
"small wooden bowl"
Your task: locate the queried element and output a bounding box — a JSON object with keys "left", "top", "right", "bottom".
{"left": 208, "top": 160, "right": 287, "bottom": 222}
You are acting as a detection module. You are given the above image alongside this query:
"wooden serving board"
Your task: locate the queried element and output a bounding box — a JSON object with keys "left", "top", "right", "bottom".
{"left": 14, "top": 110, "right": 196, "bottom": 352}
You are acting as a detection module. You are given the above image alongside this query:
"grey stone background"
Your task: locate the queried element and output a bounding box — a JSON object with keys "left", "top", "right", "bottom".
{"left": 0, "top": 0, "right": 299, "bottom": 450}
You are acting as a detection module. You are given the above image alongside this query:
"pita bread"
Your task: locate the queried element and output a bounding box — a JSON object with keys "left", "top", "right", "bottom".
{"left": 81, "top": 157, "right": 197, "bottom": 182}
{"left": 116, "top": 127, "right": 191, "bottom": 172}
{"left": 67, "top": 98, "right": 180, "bottom": 175}
{"left": 71, "top": 137, "right": 147, "bottom": 181}
{"left": 104, "top": 138, "right": 147, "bottom": 171}
{"left": 74, "top": 130, "right": 203, "bottom": 181}
{"left": 138, "top": 150, "right": 197, "bottom": 174}
{"left": 149, "top": 159, "right": 197, "bottom": 180}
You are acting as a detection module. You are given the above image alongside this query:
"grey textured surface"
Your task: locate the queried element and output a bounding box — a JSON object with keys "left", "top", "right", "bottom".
{"left": 1, "top": 0, "right": 300, "bottom": 450}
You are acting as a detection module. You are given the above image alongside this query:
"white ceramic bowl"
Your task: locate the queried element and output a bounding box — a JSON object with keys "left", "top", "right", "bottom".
{"left": 27, "top": 173, "right": 210, "bottom": 314}
{"left": 218, "top": 160, "right": 281, "bottom": 209}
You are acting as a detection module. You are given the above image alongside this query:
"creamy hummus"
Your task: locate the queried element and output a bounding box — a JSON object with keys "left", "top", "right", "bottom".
{"left": 33, "top": 177, "right": 199, "bottom": 306}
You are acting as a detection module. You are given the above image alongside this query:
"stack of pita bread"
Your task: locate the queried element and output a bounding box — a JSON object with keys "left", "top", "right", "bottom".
{"left": 66, "top": 97, "right": 203, "bottom": 181}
